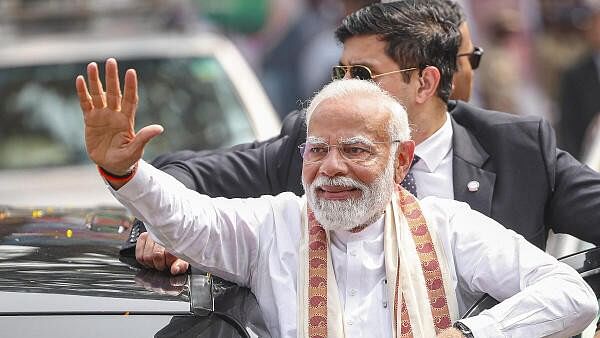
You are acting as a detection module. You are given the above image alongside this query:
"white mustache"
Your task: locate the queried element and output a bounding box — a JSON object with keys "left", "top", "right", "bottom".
{"left": 311, "top": 175, "right": 367, "bottom": 192}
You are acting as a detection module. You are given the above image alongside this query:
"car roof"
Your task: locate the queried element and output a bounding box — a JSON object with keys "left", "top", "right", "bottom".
{"left": 0, "top": 33, "right": 231, "bottom": 67}
{"left": 0, "top": 206, "right": 192, "bottom": 314}
{"left": 0, "top": 205, "right": 271, "bottom": 336}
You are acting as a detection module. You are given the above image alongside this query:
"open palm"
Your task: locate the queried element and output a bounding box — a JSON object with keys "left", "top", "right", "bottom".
{"left": 76, "top": 58, "right": 163, "bottom": 175}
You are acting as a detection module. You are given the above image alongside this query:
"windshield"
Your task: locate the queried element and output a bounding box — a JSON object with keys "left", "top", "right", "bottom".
{"left": 0, "top": 57, "right": 256, "bottom": 170}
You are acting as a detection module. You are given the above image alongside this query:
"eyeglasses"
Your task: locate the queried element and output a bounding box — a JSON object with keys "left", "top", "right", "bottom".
{"left": 298, "top": 140, "right": 400, "bottom": 165}
{"left": 331, "top": 65, "right": 417, "bottom": 81}
{"left": 457, "top": 46, "right": 484, "bottom": 70}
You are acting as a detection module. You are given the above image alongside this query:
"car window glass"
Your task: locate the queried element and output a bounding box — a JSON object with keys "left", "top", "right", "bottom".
{"left": 0, "top": 57, "right": 255, "bottom": 170}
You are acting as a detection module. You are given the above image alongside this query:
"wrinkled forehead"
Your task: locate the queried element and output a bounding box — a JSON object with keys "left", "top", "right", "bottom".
{"left": 307, "top": 135, "right": 377, "bottom": 145}
{"left": 307, "top": 96, "right": 391, "bottom": 141}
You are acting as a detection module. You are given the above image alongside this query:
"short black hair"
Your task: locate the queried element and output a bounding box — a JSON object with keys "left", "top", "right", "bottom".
{"left": 427, "top": 0, "right": 466, "bottom": 26}
{"left": 350, "top": 0, "right": 466, "bottom": 25}
{"left": 426, "top": 0, "right": 466, "bottom": 51}
{"left": 335, "top": 1, "right": 460, "bottom": 102}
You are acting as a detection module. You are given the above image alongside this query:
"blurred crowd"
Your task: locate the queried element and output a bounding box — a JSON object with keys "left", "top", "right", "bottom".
{"left": 2, "top": 0, "right": 600, "bottom": 161}
{"left": 192, "top": 0, "right": 600, "bottom": 162}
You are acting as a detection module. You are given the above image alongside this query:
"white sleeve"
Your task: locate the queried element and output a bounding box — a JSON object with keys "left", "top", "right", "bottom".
{"left": 109, "top": 160, "right": 294, "bottom": 287}
{"left": 433, "top": 199, "right": 598, "bottom": 338}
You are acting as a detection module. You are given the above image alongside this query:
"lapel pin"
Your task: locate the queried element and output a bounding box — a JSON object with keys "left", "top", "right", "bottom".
{"left": 467, "top": 180, "right": 480, "bottom": 192}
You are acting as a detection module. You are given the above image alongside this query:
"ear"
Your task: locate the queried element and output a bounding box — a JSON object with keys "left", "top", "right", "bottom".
{"left": 394, "top": 140, "right": 416, "bottom": 184}
{"left": 415, "top": 66, "right": 441, "bottom": 104}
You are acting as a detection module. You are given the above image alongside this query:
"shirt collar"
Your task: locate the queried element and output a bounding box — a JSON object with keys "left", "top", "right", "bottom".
{"left": 332, "top": 214, "right": 385, "bottom": 244}
{"left": 414, "top": 112, "right": 453, "bottom": 172}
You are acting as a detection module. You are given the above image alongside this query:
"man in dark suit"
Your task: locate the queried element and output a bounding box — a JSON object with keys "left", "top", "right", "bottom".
{"left": 559, "top": 3, "right": 600, "bottom": 158}
{"left": 133, "top": 1, "right": 600, "bottom": 276}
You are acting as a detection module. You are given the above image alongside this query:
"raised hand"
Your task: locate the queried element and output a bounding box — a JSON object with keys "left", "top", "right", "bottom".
{"left": 76, "top": 58, "right": 163, "bottom": 176}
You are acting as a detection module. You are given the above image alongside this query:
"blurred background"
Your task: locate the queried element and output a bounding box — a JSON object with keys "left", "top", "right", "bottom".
{"left": 1, "top": 0, "right": 600, "bottom": 160}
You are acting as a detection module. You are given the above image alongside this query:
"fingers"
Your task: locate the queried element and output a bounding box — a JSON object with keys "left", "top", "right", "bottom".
{"left": 81, "top": 59, "right": 134, "bottom": 114}
{"left": 136, "top": 233, "right": 189, "bottom": 276}
{"left": 127, "top": 125, "right": 163, "bottom": 163}
{"left": 135, "top": 232, "right": 170, "bottom": 271}
{"left": 80, "top": 59, "right": 138, "bottom": 119}
{"left": 105, "top": 58, "right": 122, "bottom": 111}
{"left": 134, "top": 124, "right": 164, "bottom": 150}
{"left": 121, "top": 69, "right": 138, "bottom": 118}
{"left": 136, "top": 232, "right": 150, "bottom": 267}
{"left": 75, "top": 76, "right": 93, "bottom": 114}
{"left": 172, "top": 259, "right": 190, "bottom": 275}
{"left": 151, "top": 245, "right": 167, "bottom": 271}
{"left": 166, "top": 255, "right": 189, "bottom": 275}
{"left": 137, "top": 232, "right": 158, "bottom": 269}
{"left": 165, "top": 252, "right": 178, "bottom": 272}
{"left": 86, "top": 62, "right": 106, "bottom": 108}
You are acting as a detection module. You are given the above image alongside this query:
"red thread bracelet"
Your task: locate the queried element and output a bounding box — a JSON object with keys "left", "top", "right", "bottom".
{"left": 97, "top": 162, "right": 138, "bottom": 183}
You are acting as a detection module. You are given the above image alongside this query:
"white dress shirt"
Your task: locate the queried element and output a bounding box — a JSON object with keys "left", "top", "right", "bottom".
{"left": 413, "top": 113, "right": 454, "bottom": 199}
{"left": 112, "top": 161, "right": 597, "bottom": 338}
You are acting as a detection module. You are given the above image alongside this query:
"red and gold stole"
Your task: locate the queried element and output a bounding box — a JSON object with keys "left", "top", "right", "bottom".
{"left": 297, "top": 186, "right": 458, "bottom": 338}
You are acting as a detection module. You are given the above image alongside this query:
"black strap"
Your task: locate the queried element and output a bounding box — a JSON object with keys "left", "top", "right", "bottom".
{"left": 119, "top": 218, "right": 146, "bottom": 257}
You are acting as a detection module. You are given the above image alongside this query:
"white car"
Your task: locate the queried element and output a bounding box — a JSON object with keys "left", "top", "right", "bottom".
{"left": 0, "top": 33, "right": 280, "bottom": 207}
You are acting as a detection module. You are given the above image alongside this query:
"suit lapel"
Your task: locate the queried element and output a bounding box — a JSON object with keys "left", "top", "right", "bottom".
{"left": 451, "top": 117, "right": 496, "bottom": 216}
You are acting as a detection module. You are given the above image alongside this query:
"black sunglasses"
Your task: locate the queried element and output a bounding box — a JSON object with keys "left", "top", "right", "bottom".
{"left": 457, "top": 46, "right": 484, "bottom": 70}
{"left": 331, "top": 65, "right": 417, "bottom": 81}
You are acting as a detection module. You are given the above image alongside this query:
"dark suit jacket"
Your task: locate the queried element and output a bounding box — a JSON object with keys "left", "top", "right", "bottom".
{"left": 559, "top": 52, "right": 600, "bottom": 158}
{"left": 150, "top": 101, "right": 600, "bottom": 249}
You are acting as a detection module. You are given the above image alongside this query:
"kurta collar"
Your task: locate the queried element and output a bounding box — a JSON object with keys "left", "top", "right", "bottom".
{"left": 331, "top": 214, "right": 385, "bottom": 245}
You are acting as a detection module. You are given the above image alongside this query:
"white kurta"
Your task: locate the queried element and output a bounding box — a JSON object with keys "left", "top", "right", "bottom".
{"left": 112, "top": 160, "right": 597, "bottom": 338}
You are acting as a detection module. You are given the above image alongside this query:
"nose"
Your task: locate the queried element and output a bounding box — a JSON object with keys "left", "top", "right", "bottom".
{"left": 318, "top": 147, "right": 348, "bottom": 177}
{"left": 343, "top": 68, "right": 353, "bottom": 80}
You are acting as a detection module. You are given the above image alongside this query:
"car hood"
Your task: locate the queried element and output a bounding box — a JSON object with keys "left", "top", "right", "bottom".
{"left": 0, "top": 205, "right": 271, "bottom": 337}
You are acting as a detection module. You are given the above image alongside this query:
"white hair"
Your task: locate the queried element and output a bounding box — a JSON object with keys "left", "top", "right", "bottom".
{"left": 305, "top": 79, "right": 410, "bottom": 142}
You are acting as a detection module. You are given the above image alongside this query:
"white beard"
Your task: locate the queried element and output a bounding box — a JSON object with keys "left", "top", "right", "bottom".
{"left": 303, "top": 157, "right": 396, "bottom": 232}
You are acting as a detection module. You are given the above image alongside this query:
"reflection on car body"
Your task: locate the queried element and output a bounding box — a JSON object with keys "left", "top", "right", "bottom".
{"left": 0, "top": 33, "right": 280, "bottom": 207}
{"left": 0, "top": 206, "right": 271, "bottom": 338}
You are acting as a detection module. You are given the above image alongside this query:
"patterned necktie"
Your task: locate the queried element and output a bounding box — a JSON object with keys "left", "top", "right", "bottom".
{"left": 400, "top": 155, "right": 420, "bottom": 197}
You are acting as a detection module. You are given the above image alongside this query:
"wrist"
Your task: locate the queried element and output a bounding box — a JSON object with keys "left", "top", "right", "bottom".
{"left": 98, "top": 162, "right": 138, "bottom": 183}
{"left": 453, "top": 321, "right": 474, "bottom": 338}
